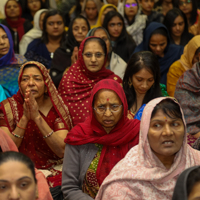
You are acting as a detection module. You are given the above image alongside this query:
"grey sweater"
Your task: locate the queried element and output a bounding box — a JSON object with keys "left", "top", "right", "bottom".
{"left": 62, "top": 143, "right": 98, "bottom": 200}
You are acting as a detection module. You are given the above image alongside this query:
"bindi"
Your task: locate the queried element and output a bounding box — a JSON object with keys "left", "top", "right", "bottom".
{"left": 107, "top": 98, "right": 109, "bottom": 101}
{"left": 164, "top": 117, "right": 167, "bottom": 122}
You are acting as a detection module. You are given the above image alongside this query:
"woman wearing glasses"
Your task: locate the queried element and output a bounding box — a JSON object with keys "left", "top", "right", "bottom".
{"left": 58, "top": 37, "right": 122, "bottom": 126}
{"left": 62, "top": 79, "right": 140, "bottom": 200}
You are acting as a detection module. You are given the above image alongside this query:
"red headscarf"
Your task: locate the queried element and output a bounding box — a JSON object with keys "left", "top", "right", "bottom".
{"left": 65, "top": 79, "right": 140, "bottom": 185}
{"left": 4, "top": 0, "right": 25, "bottom": 41}
{"left": 59, "top": 36, "right": 122, "bottom": 126}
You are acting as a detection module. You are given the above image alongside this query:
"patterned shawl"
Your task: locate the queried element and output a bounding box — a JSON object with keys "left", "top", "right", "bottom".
{"left": 58, "top": 37, "right": 122, "bottom": 126}
{"left": 96, "top": 97, "right": 200, "bottom": 200}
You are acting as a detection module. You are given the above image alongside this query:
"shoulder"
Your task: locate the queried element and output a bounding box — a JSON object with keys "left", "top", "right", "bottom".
{"left": 27, "top": 38, "right": 43, "bottom": 50}
{"left": 14, "top": 54, "right": 27, "bottom": 64}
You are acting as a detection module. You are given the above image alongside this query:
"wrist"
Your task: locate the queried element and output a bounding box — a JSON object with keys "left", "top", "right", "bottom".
{"left": 34, "top": 114, "right": 42, "bottom": 123}
{"left": 21, "top": 115, "right": 29, "bottom": 125}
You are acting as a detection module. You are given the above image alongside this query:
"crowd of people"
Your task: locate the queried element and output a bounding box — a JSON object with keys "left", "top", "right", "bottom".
{"left": 1, "top": 0, "right": 200, "bottom": 199}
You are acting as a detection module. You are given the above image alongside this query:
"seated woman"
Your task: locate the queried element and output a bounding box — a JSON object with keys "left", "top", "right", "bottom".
{"left": 167, "top": 35, "right": 200, "bottom": 97}
{"left": 25, "top": 9, "right": 66, "bottom": 69}
{"left": 62, "top": 79, "right": 140, "bottom": 200}
{"left": 81, "top": 0, "right": 102, "bottom": 28}
{"left": 0, "top": 128, "right": 53, "bottom": 200}
{"left": 120, "top": 0, "right": 147, "bottom": 45}
{"left": 103, "top": 11, "right": 136, "bottom": 63}
{"left": 19, "top": 9, "right": 48, "bottom": 55}
{"left": 96, "top": 97, "right": 200, "bottom": 200}
{"left": 0, "top": 24, "right": 27, "bottom": 98}
{"left": 87, "top": 27, "right": 127, "bottom": 79}
{"left": 50, "top": 15, "right": 90, "bottom": 88}
{"left": 174, "top": 0, "right": 199, "bottom": 35}
{"left": 1, "top": 0, "right": 33, "bottom": 53}
{"left": 154, "top": 0, "right": 173, "bottom": 16}
{"left": 163, "top": 8, "right": 193, "bottom": 46}
{"left": 123, "top": 51, "right": 163, "bottom": 120}
{"left": 172, "top": 166, "right": 200, "bottom": 200}
{"left": 0, "top": 61, "right": 72, "bottom": 188}
{"left": 58, "top": 37, "right": 122, "bottom": 126}
{"left": 174, "top": 61, "right": 200, "bottom": 146}
{"left": 103, "top": 0, "right": 123, "bottom": 13}
{"left": 93, "top": 4, "right": 117, "bottom": 28}
{"left": 134, "top": 22, "right": 183, "bottom": 85}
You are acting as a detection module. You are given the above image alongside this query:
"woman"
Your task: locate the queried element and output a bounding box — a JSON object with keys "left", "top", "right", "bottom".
{"left": 0, "top": 61, "right": 72, "bottom": 188}
{"left": 93, "top": 4, "right": 117, "bottom": 28}
{"left": 154, "top": 0, "right": 173, "bottom": 16}
{"left": 134, "top": 22, "right": 183, "bottom": 85}
{"left": 22, "top": 0, "right": 44, "bottom": 23}
{"left": 0, "top": 24, "right": 27, "bottom": 98}
{"left": 103, "top": 0, "right": 123, "bottom": 13}
{"left": 96, "top": 97, "right": 200, "bottom": 200}
{"left": 1, "top": 0, "right": 33, "bottom": 53}
{"left": 50, "top": 15, "right": 90, "bottom": 88}
{"left": 62, "top": 79, "right": 140, "bottom": 200}
{"left": 25, "top": 9, "right": 66, "bottom": 69}
{"left": 163, "top": 8, "right": 193, "bottom": 46}
{"left": 172, "top": 166, "right": 200, "bottom": 200}
{"left": 81, "top": 0, "right": 102, "bottom": 27}
{"left": 123, "top": 51, "right": 162, "bottom": 119}
{"left": 167, "top": 35, "right": 200, "bottom": 97}
{"left": 103, "top": 10, "right": 136, "bottom": 62}
{"left": 19, "top": 9, "right": 48, "bottom": 55}
{"left": 0, "top": 128, "right": 53, "bottom": 200}
{"left": 87, "top": 27, "right": 127, "bottom": 79}
{"left": 58, "top": 37, "right": 122, "bottom": 126}
{"left": 120, "top": 0, "right": 147, "bottom": 45}
{"left": 174, "top": 62, "right": 200, "bottom": 146}
{"left": 174, "top": 0, "right": 199, "bottom": 35}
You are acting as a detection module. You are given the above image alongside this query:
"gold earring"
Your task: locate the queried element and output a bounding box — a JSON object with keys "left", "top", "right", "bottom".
{"left": 128, "top": 80, "right": 132, "bottom": 88}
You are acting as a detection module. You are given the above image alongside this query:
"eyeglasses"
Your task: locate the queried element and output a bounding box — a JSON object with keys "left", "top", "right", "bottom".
{"left": 82, "top": 52, "right": 105, "bottom": 58}
{"left": 125, "top": 3, "right": 138, "bottom": 8}
{"left": 94, "top": 105, "right": 122, "bottom": 114}
{"left": 28, "top": 0, "right": 40, "bottom": 4}
{"left": 178, "top": 0, "right": 192, "bottom": 6}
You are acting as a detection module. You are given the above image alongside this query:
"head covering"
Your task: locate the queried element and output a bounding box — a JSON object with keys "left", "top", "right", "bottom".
{"left": 179, "top": 35, "right": 200, "bottom": 71}
{"left": 93, "top": 4, "right": 117, "bottom": 28}
{"left": 174, "top": 62, "right": 200, "bottom": 135}
{"left": 58, "top": 36, "right": 122, "bottom": 126}
{"left": 0, "top": 24, "right": 16, "bottom": 67}
{"left": 172, "top": 166, "right": 200, "bottom": 200}
{"left": 134, "top": 22, "right": 183, "bottom": 85}
{"left": 19, "top": 9, "right": 48, "bottom": 55}
{"left": 65, "top": 79, "right": 140, "bottom": 185}
{"left": 4, "top": 0, "right": 25, "bottom": 41}
{"left": 96, "top": 97, "right": 200, "bottom": 200}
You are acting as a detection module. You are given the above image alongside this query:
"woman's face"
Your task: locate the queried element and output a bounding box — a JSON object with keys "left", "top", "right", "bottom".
{"left": 93, "top": 89, "right": 123, "bottom": 132}
{"left": 20, "top": 66, "right": 47, "bottom": 100}
{"left": 100, "top": 7, "right": 115, "bottom": 25}
{"left": 0, "top": 28, "right": 10, "bottom": 58}
{"left": 72, "top": 18, "right": 89, "bottom": 43}
{"left": 93, "top": 29, "right": 110, "bottom": 54}
{"left": 131, "top": 68, "right": 154, "bottom": 95}
{"left": 45, "top": 14, "right": 65, "bottom": 38}
{"left": 39, "top": 12, "right": 46, "bottom": 30}
{"left": 85, "top": 0, "right": 98, "bottom": 20}
{"left": 171, "top": 15, "right": 185, "bottom": 37}
{"left": 0, "top": 160, "right": 37, "bottom": 200}
{"left": 107, "top": 16, "right": 123, "bottom": 41}
{"left": 178, "top": 0, "right": 192, "bottom": 15}
{"left": 148, "top": 109, "right": 185, "bottom": 162}
{"left": 83, "top": 40, "right": 106, "bottom": 72}
{"left": 27, "top": 0, "right": 41, "bottom": 13}
{"left": 149, "top": 34, "right": 168, "bottom": 57}
{"left": 140, "top": 0, "right": 154, "bottom": 14}
{"left": 124, "top": 0, "right": 138, "bottom": 18}
{"left": 188, "top": 182, "right": 200, "bottom": 200}
{"left": 5, "top": 0, "right": 20, "bottom": 19}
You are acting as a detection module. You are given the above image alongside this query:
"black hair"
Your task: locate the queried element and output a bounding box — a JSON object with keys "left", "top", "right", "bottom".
{"left": 0, "top": 151, "right": 37, "bottom": 183}
{"left": 151, "top": 98, "right": 183, "bottom": 120}
{"left": 187, "top": 167, "right": 200, "bottom": 197}
{"left": 124, "top": 0, "right": 139, "bottom": 25}
{"left": 25, "top": 0, "right": 44, "bottom": 14}
{"left": 195, "top": 47, "right": 200, "bottom": 55}
{"left": 173, "top": 0, "right": 198, "bottom": 25}
{"left": 42, "top": 9, "right": 66, "bottom": 44}
{"left": 150, "top": 27, "right": 168, "bottom": 39}
{"left": 123, "top": 51, "right": 162, "bottom": 110}
{"left": 83, "top": 37, "right": 107, "bottom": 56}
{"left": 0, "top": 146, "right": 2, "bottom": 152}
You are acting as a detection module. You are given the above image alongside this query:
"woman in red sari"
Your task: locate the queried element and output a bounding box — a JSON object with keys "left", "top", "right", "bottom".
{"left": 58, "top": 36, "right": 122, "bottom": 126}
{"left": 62, "top": 79, "right": 140, "bottom": 199}
{"left": 0, "top": 61, "right": 72, "bottom": 188}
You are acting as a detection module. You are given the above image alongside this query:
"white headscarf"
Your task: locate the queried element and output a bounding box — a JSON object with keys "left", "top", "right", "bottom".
{"left": 19, "top": 9, "right": 48, "bottom": 55}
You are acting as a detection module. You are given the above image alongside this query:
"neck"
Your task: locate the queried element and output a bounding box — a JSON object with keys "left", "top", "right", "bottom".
{"left": 127, "top": 15, "right": 135, "bottom": 23}
{"left": 31, "top": 10, "right": 36, "bottom": 17}
{"left": 47, "top": 35, "right": 62, "bottom": 44}
{"left": 142, "top": 9, "right": 151, "bottom": 16}
{"left": 131, "top": 93, "right": 145, "bottom": 113}
{"left": 171, "top": 35, "right": 181, "bottom": 45}
{"left": 36, "top": 95, "right": 46, "bottom": 109}
{"left": 186, "top": 14, "right": 191, "bottom": 25}
{"left": 155, "top": 153, "right": 175, "bottom": 169}
{"left": 9, "top": 17, "right": 19, "bottom": 21}
{"left": 88, "top": 18, "right": 97, "bottom": 26}
{"left": 103, "top": 126, "right": 115, "bottom": 134}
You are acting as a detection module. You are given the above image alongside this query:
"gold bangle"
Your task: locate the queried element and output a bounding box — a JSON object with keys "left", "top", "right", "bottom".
{"left": 43, "top": 130, "right": 54, "bottom": 139}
